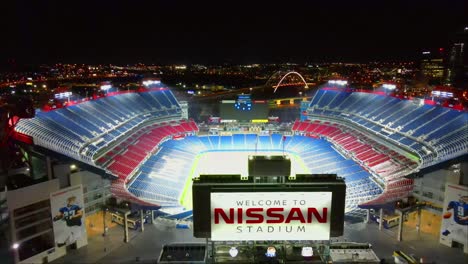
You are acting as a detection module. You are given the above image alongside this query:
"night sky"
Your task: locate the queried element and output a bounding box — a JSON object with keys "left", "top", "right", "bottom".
{"left": 1, "top": 0, "right": 466, "bottom": 65}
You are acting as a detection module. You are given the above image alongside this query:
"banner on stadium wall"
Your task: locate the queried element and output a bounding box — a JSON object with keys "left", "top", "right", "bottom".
{"left": 50, "top": 185, "right": 86, "bottom": 247}
{"left": 211, "top": 192, "right": 332, "bottom": 241}
{"left": 439, "top": 184, "right": 468, "bottom": 251}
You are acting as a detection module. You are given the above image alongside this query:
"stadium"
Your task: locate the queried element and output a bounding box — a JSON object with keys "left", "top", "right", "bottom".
{"left": 7, "top": 77, "right": 468, "bottom": 263}
{"left": 13, "top": 81, "right": 467, "bottom": 213}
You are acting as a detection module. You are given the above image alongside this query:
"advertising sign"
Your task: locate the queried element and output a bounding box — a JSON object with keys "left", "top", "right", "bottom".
{"left": 440, "top": 184, "right": 468, "bottom": 252}
{"left": 211, "top": 192, "right": 332, "bottom": 241}
{"left": 50, "top": 185, "right": 86, "bottom": 247}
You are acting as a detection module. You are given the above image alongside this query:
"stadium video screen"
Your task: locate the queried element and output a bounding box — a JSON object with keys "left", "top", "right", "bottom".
{"left": 220, "top": 103, "right": 269, "bottom": 121}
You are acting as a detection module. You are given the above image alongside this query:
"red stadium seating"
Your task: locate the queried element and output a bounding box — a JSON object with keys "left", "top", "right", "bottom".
{"left": 102, "top": 121, "right": 199, "bottom": 201}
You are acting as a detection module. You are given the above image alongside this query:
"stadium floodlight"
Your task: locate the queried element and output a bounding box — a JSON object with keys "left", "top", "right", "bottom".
{"left": 265, "top": 247, "right": 276, "bottom": 257}
{"left": 12, "top": 243, "right": 19, "bottom": 250}
{"left": 328, "top": 80, "right": 348, "bottom": 86}
{"left": 382, "top": 84, "right": 396, "bottom": 90}
{"left": 100, "top": 84, "right": 112, "bottom": 91}
{"left": 142, "top": 80, "right": 161, "bottom": 86}
{"left": 229, "top": 247, "right": 239, "bottom": 257}
{"left": 301, "top": 247, "right": 313, "bottom": 257}
{"left": 54, "top": 92, "right": 72, "bottom": 99}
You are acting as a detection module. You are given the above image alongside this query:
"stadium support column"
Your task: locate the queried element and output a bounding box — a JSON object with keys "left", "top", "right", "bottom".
{"left": 103, "top": 208, "right": 108, "bottom": 237}
{"left": 46, "top": 156, "right": 53, "bottom": 180}
{"left": 151, "top": 210, "right": 155, "bottom": 224}
{"left": 378, "top": 209, "right": 383, "bottom": 231}
{"left": 397, "top": 210, "right": 404, "bottom": 241}
{"left": 366, "top": 209, "right": 370, "bottom": 223}
{"left": 124, "top": 211, "right": 130, "bottom": 243}
{"left": 417, "top": 208, "right": 421, "bottom": 234}
{"left": 140, "top": 209, "right": 144, "bottom": 232}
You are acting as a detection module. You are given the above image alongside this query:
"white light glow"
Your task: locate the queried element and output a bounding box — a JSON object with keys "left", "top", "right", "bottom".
{"left": 432, "top": 91, "right": 453, "bottom": 98}
{"left": 12, "top": 243, "right": 19, "bottom": 249}
{"left": 382, "top": 84, "right": 396, "bottom": 90}
{"left": 100, "top": 84, "right": 112, "bottom": 90}
{"left": 142, "top": 80, "right": 161, "bottom": 86}
{"left": 229, "top": 247, "right": 239, "bottom": 257}
{"left": 54, "top": 92, "right": 72, "bottom": 98}
{"left": 328, "top": 80, "right": 348, "bottom": 85}
{"left": 265, "top": 247, "right": 276, "bottom": 257}
{"left": 301, "top": 247, "right": 314, "bottom": 257}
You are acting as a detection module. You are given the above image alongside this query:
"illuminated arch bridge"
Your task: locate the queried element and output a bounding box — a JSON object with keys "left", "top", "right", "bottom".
{"left": 265, "top": 71, "right": 313, "bottom": 93}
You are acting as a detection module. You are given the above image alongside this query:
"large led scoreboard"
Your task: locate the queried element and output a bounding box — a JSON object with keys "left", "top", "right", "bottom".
{"left": 192, "top": 155, "right": 346, "bottom": 241}
{"left": 219, "top": 94, "right": 269, "bottom": 122}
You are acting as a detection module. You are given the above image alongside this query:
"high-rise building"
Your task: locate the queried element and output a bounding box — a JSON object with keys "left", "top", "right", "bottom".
{"left": 446, "top": 27, "right": 468, "bottom": 89}
{"left": 420, "top": 49, "right": 445, "bottom": 84}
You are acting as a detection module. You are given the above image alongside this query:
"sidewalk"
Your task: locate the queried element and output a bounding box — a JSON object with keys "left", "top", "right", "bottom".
{"left": 51, "top": 222, "right": 204, "bottom": 264}
{"left": 51, "top": 219, "right": 468, "bottom": 264}
{"left": 340, "top": 221, "right": 468, "bottom": 264}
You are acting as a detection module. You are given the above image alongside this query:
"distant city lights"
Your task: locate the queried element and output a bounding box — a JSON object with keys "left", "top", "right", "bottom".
{"left": 328, "top": 80, "right": 348, "bottom": 85}
{"left": 422, "top": 51, "right": 431, "bottom": 55}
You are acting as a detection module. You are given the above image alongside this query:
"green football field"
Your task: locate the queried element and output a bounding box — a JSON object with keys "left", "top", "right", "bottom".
{"left": 179, "top": 151, "right": 310, "bottom": 210}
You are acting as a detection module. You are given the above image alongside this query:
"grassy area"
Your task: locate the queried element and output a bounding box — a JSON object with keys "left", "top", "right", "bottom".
{"left": 290, "top": 152, "right": 311, "bottom": 174}
{"left": 406, "top": 153, "right": 420, "bottom": 162}
{"left": 179, "top": 153, "right": 201, "bottom": 210}
{"left": 178, "top": 151, "right": 309, "bottom": 210}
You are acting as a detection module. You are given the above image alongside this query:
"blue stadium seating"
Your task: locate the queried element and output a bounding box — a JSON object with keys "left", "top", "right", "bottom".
{"left": 125, "top": 134, "right": 381, "bottom": 213}
{"left": 307, "top": 90, "right": 468, "bottom": 168}
{"left": 15, "top": 90, "right": 182, "bottom": 164}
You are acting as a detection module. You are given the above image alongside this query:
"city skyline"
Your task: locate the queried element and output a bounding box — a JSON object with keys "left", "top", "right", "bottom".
{"left": 1, "top": 0, "right": 466, "bottom": 66}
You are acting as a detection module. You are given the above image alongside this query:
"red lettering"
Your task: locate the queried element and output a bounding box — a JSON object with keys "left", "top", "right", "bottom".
{"left": 213, "top": 207, "right": 328, "bottom": 224}
{"left": 285, "top": 208, "right": 306, "bottom": 223}
{"left": 308, "top": 207, "right": 328, "bottom": 223}
{"left": 246, "top": 208, "right": 264, "bottom": 224}
{"left": 214, "top": 208, "right": 234, "bottom": 224}
{"left": 266, "top": 208, "right": 284, "bottom": 223}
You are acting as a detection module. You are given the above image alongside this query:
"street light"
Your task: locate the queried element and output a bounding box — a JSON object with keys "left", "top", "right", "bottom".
{"left": 12, "top": 243, "right": 19, "bottom": 250}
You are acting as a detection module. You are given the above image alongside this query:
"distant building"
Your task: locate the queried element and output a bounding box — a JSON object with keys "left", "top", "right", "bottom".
{"left": 446, "top": 27, "right": 468, "bottom": 89}
{"left": 420, "top": 49, "right": 445, "bottom": 84}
